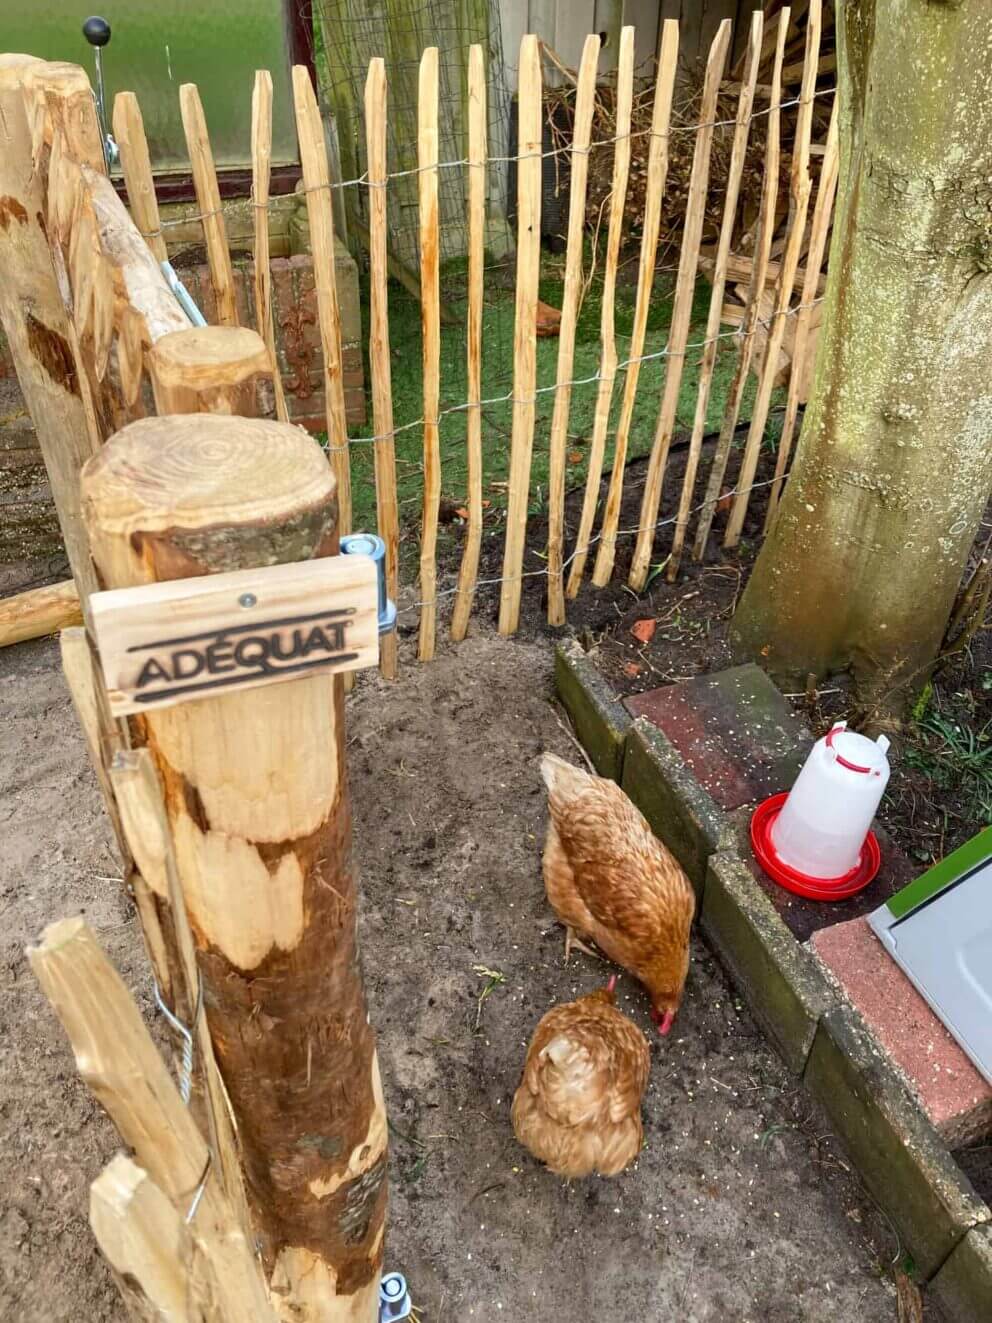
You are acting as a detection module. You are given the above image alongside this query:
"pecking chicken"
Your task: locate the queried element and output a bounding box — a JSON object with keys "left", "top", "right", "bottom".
{"left": 511, "top": 976, "right": 650, "bottom": 1177}
{"left": 541, "top": 752, "right": 696, "bottom": 1035}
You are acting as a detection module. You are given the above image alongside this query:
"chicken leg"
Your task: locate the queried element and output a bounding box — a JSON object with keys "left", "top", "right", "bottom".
{"left": 564, "top": 925, "right": 603, "bottom": 964}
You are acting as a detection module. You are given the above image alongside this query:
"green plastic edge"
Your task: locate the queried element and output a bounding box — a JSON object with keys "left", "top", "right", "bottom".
{"left": 885, "top": 824, "right": 992, "bottom": 920}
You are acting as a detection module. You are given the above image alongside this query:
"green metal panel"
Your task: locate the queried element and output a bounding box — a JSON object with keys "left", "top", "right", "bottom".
{"left": 0, "top": 2, "right": 298, "bottom": 170}
{"left": 883, "top": 823, "right": 992, "bottom": 920}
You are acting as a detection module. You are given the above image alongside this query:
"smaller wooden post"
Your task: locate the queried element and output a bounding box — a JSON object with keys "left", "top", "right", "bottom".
{"left": 149, "top": 325, "right": 273, "bottom": 416}
{"left": 251, "top": 70, "right": 289, "bottom": 424}
{"left": 364, "top": 57, "right": 400, "bottom": 677}
{"left": 179, "top": 84, "right": 239, "bottom": 327}
{"left": 498, "top": 34, "right": 542, "bottom": 636}
{"left": 417, "top": 46, "right": 442, "bottom": 662}
{"left": 113, "top": 91, "right": 168, "bottom": 263}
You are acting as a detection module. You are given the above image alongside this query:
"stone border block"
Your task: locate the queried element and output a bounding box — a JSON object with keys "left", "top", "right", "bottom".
{"left": 700, "top": 850, "right": 836, "bottom": 1073}
{"left": 930, "top": 1225, "right": 992, "bottom": 1321}
{"left": 620, "top": 716, "right": 728, "bottom": 898}
{"left": 804, "top": 1005, "right": 988, "bottom": 1280}
{"left": 553, "top": 642, "right": 631, "bottom": 781}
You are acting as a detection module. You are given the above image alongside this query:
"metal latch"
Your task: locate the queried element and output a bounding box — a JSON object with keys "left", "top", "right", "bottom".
{"left": 340, "top": 534, "right": 397, "bottom": 635}
{"left": 379, "top": 1273, "right": 412, "bottom": 1322}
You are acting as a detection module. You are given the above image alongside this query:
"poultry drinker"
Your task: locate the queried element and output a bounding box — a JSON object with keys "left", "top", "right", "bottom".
{"left": 751, "top": 720, "right": 891, "bottom": 900}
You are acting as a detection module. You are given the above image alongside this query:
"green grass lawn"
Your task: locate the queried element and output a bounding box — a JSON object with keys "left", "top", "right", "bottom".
{"left": 339, "top": 261, "right": 776, "bottom": 570}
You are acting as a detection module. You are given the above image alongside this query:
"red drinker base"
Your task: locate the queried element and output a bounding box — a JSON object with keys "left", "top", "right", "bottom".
{"left": 750, "top": 792, "right": 882, "bottom": 901}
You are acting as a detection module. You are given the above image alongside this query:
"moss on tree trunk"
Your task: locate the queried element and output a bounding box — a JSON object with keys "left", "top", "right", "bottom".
{"left": 731, "top": 0, "right": 992, "bottom": 706}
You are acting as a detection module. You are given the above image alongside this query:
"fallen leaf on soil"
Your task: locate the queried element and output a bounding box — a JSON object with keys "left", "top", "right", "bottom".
{"left": 630, "top": 618, "right": 657, "bottom": 644}
{"left": 623, "top": 662, "right": 643, "bottom": 677}
{"left": 455, "top": 507, "right": 470, "bottom": 519}
{"left": 567, "top": 451, "right": 583, "bottom": 464}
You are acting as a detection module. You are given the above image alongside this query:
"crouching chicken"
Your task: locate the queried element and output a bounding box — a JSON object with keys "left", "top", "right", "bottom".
{"left": 541, "top": 752, "right": 695, "bottom": 1035}
{"left": 511, "top": 977, "right": 650, "bottom": 1177}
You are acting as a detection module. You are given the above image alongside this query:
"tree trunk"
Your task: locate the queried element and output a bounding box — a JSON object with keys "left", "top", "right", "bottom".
{"left": 731, "top": 0, "right": 992, "bottom": 706}
{"left": 81, "top": 413, "right": 387, "bottom": 1323}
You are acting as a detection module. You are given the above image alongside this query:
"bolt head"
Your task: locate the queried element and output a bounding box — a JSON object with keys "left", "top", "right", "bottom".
{"left": 238, "top": 592, "right": 257, "bottom": 608}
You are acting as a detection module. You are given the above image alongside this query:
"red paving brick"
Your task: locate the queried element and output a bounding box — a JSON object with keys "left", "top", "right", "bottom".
{"left": 811, "top": 915, "right": 992, "bottom": 1147}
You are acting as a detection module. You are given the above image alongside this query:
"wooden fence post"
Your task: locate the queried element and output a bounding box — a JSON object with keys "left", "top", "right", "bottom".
{"left": 544, "top": 34, "right": 600, "bottom": 625}
{"left": 627, "top": 20, "right": 732, "bottom": 592}
{"left": 81, "top": 413, "right": 387, "bottom": 1323}
{"left": 566, "top": 26, "right": 635, "bottom": 597}
{"left": 498, "top": 34, "right": 542, "bottom": 636}
{"left": 364, "top": 56, "right": 401, "bottom": 676}
{"left": 251, "top": 70, "right": 290, "bottom": 424}
{"left": 149, "top": 325, "right": 274, "bottom": 416}
{"left": 179, "top": 84, "right": 239, "bottom": 328}
{"left": 0, "top": 56, "right": 101, "bottom": 600}
{"left": 417, "top": 46, "right": 442, "bottom": 662}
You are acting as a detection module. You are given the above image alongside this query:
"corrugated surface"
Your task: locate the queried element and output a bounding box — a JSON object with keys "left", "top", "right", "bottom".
{"left": 1, "top": 0, "right": 298, "bottom": 169}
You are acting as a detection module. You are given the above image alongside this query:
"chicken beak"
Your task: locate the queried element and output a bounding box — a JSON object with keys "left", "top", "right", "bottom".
{"left": 658, "top": 1010, "right": 676, "bottom": 1036}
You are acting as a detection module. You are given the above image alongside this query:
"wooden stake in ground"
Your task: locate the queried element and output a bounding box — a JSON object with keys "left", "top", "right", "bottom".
{"left": 81, "top": 413, "right": 387, "bottom": 1322}
{"left": 566, "top": 27, "right": 635, "bottom": 598}
{"left": 0, "top": 578, "right": 81, "bottom": 648}
{"left": 543, "top": 35, "right": 601, "bottom": 624}
{"left": 725, "top": 0, "right": 821, "bottom": 548}
{"left": 666, "top": 12, "right": 763, "bottom": 581}
{"left": 627, "top": 20, "right": 732, "bottom": 592}
{"left": 591, "top": 20, "right": 679, "bottom": 589}
{"left": 765, "top": 98, "right": 838, "bottom": 529}
{"left": 179, "top": 84, "right": 239, "bottom": 327}
{"left": 417, "top": 46, "right": 442, "bottom": 662}
{"left": 692, "top": 8, "right": 790, "bottom": 563}
{"left": 113, "top": 91, "right": 168, "bottom": 263}
{"left": 498, "top": 34, "right": 543, "bottom": 636}
{"left": 364, "top": 57, "right": 400, "bottom": 678}
{"left": 293, "top": 65, "right": 353, "bottom": 535}
{"left": 0, "top": 56, "right": 101, "bottom": 601}
{"left": 149, "top": 325, "right": 273, "bottom": 416}
{"left": 451, "top": 43, "right": 489, "bottom": 642}
{"left": 29, "top": 918, "right": 275, "bottom": 1323}
{"left": 251, "top": 70, "right": 289, "bottom": 424}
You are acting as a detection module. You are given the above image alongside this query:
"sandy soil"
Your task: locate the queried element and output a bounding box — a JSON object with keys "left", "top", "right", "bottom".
{"left": 1, "top": 628, "right": 905, "bottom": 1321}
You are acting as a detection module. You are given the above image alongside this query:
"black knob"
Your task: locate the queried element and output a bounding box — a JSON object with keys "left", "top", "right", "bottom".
{"left": 82, "top": 16, "right": 112, "bottom": 47}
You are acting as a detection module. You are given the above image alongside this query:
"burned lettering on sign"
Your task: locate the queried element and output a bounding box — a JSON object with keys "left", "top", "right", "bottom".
{"left": 129, "top": 608, "right": 359, "bottom": 704}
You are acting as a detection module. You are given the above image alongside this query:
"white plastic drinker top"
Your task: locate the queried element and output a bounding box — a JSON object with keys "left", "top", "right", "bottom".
{"left": 771, "top": 721, "right": 891, "bottom": 881}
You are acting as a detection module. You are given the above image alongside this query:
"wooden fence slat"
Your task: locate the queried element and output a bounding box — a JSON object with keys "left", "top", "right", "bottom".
{"left": 666, "top": 11, "right": 763, "bottom": 580}
{"left": 565, "top": 26, "right": 636, "bottom": 599}
{"left": 417, "top": 47, "right": 442, "bottom": 662}
{"left": 591, "top": 19, "right": 679, "bottom": 588}
{"left": 724, "top": 0, "right": 821, "bottom": 548}
{"left": 765, "top": 98, "right": 838, "bottom": 528}
{"left": 365, "top": 57, "right": 400, "bottom": 678}
{"left": 497, "top": 34, "right": 543, "bottom": 636}
{"left": 627, "top": 19, "right": 732, "bottom": 592}
{"left": 292, "top": 65, "right": 353, "bottom": 535}
{"left": 692, "top": 8, "right": 790, "bottom": 562}
{"left": 545, "top": 34, "right": 602, "bottom": 623}
{"left": 112, "top": 92, "right": 167, "bottom": 263}
{"left": 251, "top": 70, "right": 289, "bottom": 424}
{"left": 179, "top": 84, "right": 238, "bottom": 327}
{"left": 451, "top": 44, "right": 489, "bottom": 641}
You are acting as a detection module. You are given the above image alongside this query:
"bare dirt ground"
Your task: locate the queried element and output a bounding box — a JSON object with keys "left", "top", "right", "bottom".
{"left": 2, "top": 627, "right": 908, "bottom": 1321}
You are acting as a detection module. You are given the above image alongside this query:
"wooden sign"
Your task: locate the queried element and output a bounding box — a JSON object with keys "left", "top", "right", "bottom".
{"left": 88, "top": 556, "right": 379, "bottom": 715}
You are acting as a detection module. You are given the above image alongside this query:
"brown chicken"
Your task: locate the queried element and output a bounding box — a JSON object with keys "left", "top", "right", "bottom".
{"left": 541, "top": 753, "right": 695, "bottom": 1035}
{"left": 511, "top": 976, "right": 650, "bottom": 1177}
{"left": 535, "top": 298, "right": 563, "bottom": 337}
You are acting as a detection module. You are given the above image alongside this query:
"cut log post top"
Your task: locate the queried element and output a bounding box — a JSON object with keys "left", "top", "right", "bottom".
{"left": 149, "top": 326, "right": 273, "bottom": 416}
